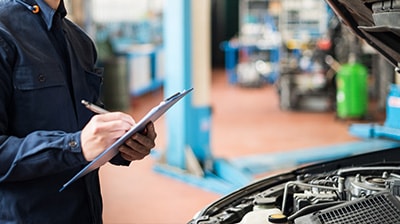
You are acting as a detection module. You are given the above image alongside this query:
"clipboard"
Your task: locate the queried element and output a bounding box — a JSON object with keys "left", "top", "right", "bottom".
{"left": 60, "top": 88, "right": 193, "bottom": 192}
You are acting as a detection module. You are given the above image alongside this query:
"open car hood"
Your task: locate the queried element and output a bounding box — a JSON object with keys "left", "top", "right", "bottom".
{"left": 325, "top": 0, "right": 400, "bottom": 69}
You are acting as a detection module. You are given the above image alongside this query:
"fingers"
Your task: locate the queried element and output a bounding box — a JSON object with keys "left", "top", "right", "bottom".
{"left": 93, "top": 112, "right": 135, "bottom": 128}
{"left": 82, "top": 111, "right": 157, "bottom": 162}
{"left": 92, "top": 113, "right": 135, "bottom": 136}
{"left": 118, "top": 122, "right": 157, "bottom": 162}
{"left": 81, "top": 112, "right": 136, "bottom": 161}
{"left": 119, "top": 143, "right": 151, "bottom": 161}
{"left": 145, "top": 122, "right": 157, "bottom": 140}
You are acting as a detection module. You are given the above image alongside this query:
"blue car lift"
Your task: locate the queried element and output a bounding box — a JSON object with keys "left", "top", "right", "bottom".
{"left": 153, "top": 0, "right": 252, "bottom": 194}
{"left": 153, "top": 0, "right": 400, "bottom": 195}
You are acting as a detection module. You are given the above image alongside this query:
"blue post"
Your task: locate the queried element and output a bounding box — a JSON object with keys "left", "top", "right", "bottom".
{"left": 162, "top": 0, "right": 193, "bottom": 169}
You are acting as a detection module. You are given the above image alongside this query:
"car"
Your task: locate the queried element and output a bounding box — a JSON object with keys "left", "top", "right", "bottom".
{"left": 188, "top": 1, "right": 400, "bottom": 223}
{"left": 188, "top": 144, "right": 400, "bottom": 223}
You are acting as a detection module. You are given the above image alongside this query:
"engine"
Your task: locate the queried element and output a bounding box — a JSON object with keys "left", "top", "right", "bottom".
{"left": 286, "top": 167, "right": 400, "bottom": 223}
{"left": 191, "top": 166, "right": 400, "bottom": 224}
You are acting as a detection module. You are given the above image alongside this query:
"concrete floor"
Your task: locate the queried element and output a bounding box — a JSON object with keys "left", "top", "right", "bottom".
{"left": 100, "top": 69, "right": 382, "bottom": 223}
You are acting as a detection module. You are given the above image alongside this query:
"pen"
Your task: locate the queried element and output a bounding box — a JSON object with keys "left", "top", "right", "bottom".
{"left": 81, "top": 100, "right": 109, "bottom": 114}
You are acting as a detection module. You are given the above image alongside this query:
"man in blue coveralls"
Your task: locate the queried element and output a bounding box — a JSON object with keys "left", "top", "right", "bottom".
{"left": 0, "top": 0, "right": 157, "bottom": 223}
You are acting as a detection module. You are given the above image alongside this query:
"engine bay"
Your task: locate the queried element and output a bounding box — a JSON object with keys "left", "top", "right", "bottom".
{"left": 190, "top": 165, "right": 400, "bottom": 224}
{"left": 285, "top": 166, "right": 400, "bottom": 223}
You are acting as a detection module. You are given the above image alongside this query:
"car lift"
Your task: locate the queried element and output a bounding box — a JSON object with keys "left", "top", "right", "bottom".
{"left": 153, "top": 0, "right": 253, "bottom": 195}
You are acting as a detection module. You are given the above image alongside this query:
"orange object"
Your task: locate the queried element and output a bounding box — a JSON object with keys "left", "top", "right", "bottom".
{"left": 32, "top": 5, "right": 40, "bottom": 14}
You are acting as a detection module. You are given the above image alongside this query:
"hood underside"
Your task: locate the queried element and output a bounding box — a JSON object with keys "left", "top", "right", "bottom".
{"left": 325, "top": 0, "right": 400, "bottom": 68}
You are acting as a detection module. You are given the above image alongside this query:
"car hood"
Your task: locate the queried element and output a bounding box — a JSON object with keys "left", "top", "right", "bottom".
{"left": 325, "top": 0, "right": 400, "bottom": 69}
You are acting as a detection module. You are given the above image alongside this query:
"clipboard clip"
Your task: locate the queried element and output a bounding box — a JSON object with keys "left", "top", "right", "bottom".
{"left": 165, "top": 88, "right": 193, "bottom": 102}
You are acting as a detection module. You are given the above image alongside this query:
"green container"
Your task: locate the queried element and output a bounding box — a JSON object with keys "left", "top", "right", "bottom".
{"left": 336, "top": 63, "right": 368, "bottom": 118}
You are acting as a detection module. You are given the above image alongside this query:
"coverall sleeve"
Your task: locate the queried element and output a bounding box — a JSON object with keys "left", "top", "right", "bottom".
{"left": 0, "top": 132, "right": 88, "bottom": 182}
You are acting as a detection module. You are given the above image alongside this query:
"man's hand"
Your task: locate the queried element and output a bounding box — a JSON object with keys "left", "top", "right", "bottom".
{"left": 81, "top": 112, "right": 135, "bottom": 161}
{"left": 118, "top": 122, "right": 157, "bottom": 161}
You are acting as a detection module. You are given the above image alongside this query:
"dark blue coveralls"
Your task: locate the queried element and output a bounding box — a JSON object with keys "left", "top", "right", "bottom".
{"left": 0, "top": 0, "right": 128, "bottom": 223}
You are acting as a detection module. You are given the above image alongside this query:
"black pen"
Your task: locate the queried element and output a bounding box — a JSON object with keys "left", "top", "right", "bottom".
{"left": 81, "top": 100, "right": 109, "bottom": 114}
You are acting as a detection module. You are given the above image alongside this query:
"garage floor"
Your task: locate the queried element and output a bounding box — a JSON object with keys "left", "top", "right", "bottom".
{"left": 100, "top": 69, "right": 383, "bottom": 224}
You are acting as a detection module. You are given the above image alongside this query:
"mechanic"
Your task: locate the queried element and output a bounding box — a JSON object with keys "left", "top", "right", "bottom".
{"left": 0, "top": 0, "right": 157, "bottom": 223}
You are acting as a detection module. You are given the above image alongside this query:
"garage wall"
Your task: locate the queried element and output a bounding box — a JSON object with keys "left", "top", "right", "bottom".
{"left": 91, "top": 0, "right": 163, "bottom": 23}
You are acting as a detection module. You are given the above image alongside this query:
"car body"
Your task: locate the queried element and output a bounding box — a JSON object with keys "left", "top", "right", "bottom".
{"left": 189, "top": 144, "right": 400, "bottom": 223}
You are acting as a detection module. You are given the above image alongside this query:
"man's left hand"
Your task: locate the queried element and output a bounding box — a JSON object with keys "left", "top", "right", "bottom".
{"left": 118, "top": 122, "right": 157, "bottom": 161}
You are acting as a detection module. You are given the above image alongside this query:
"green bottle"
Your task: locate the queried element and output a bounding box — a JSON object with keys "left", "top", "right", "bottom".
{"left": 336, "top": 56, "right": 368, "bottom": 119}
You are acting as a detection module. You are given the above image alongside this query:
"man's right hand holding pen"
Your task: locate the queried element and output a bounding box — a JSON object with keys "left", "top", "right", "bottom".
{"left": 80, "top": 100, "right": 157, "bottom": 163}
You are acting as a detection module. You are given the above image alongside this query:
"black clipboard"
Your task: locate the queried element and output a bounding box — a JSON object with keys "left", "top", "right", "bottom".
{"left": 60, "top": 88, "right": 193, "bottom": 192}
